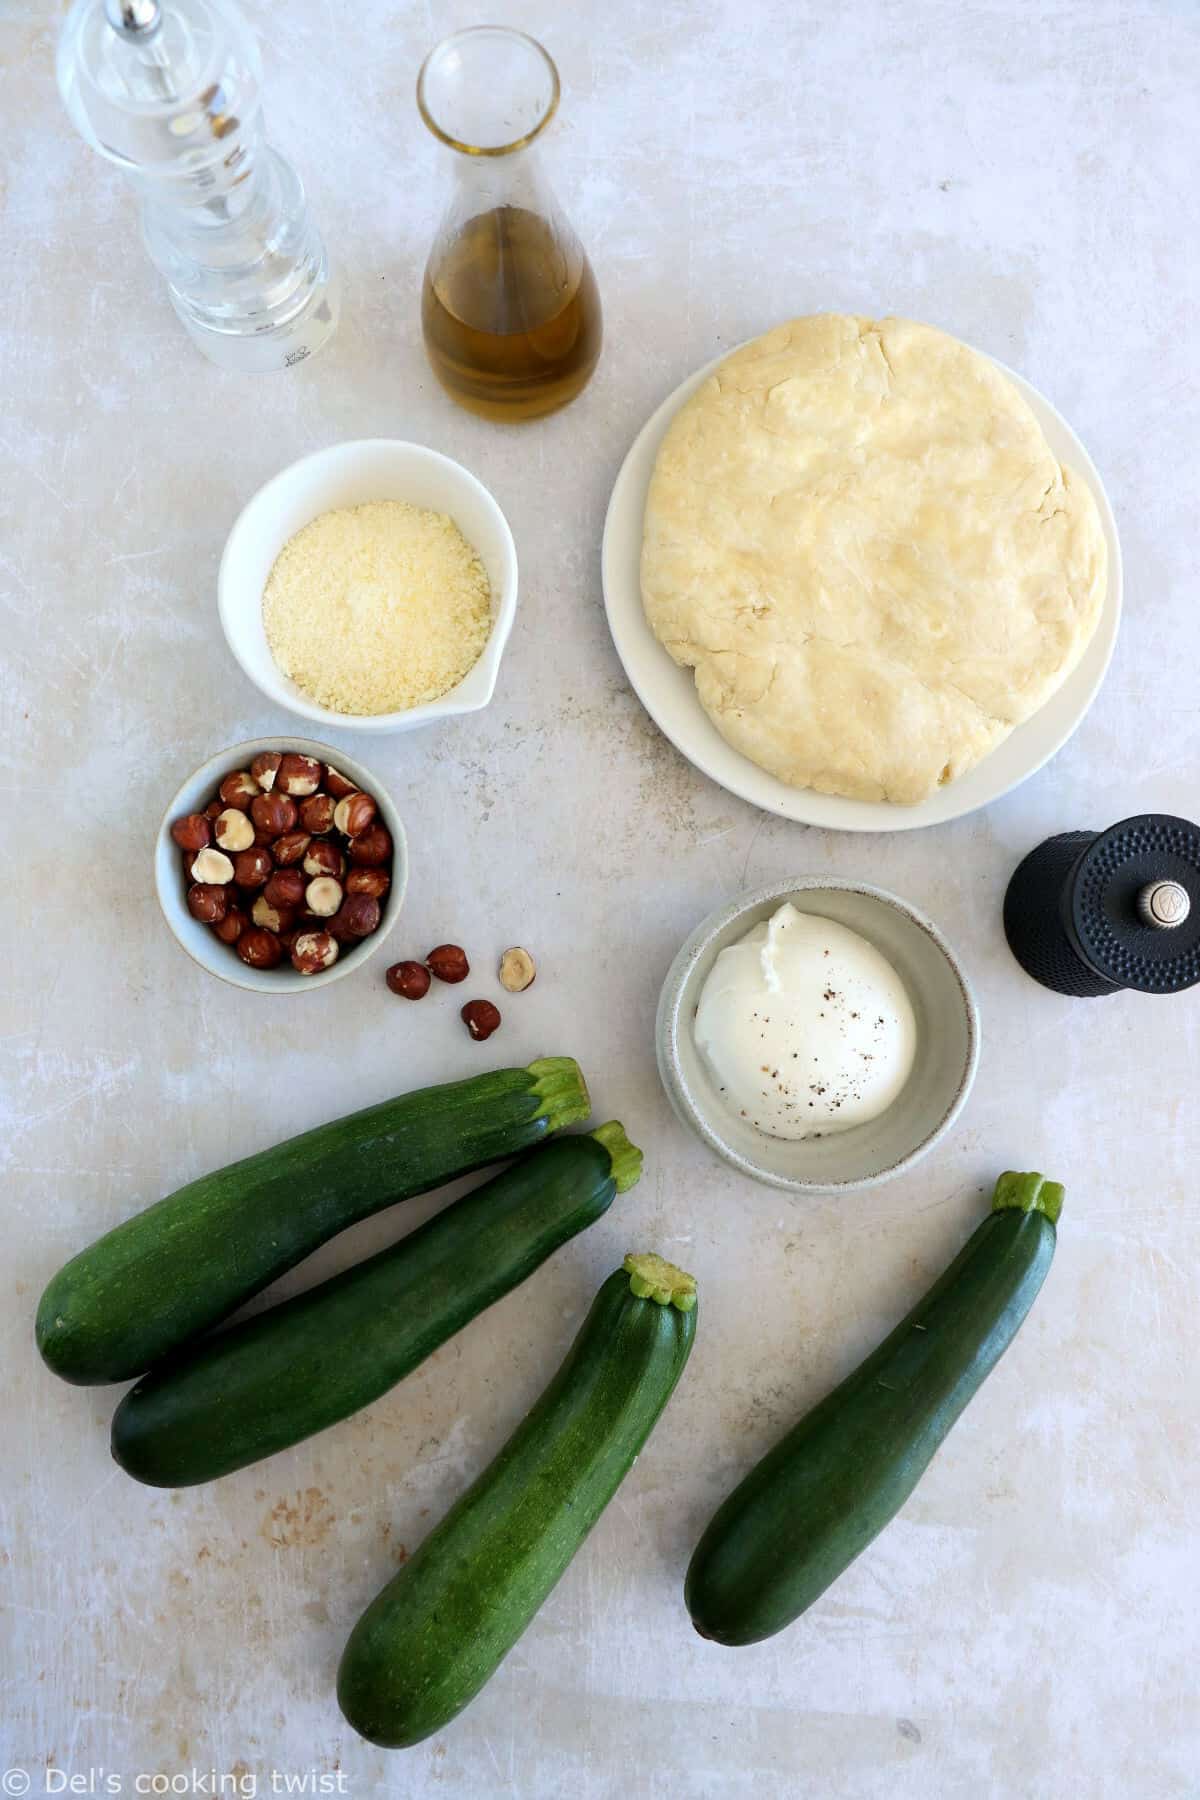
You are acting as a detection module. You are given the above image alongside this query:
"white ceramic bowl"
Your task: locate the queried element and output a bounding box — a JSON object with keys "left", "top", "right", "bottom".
{"left": 656, "top": 879, "right": 979, "bottom": 1192}
{"left": 155, "top": 736, "right": 408, "bottom": 993}
{"left": 218, "top": 440, "right": 518, "bottom": 732}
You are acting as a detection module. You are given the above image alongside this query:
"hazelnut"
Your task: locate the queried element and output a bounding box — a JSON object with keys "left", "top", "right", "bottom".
{"left": 214, "top": 808, "right": 255, "bottom": 853}
{"left": 187, "top": 883, "right": 228, "bottom": 924}
{"left": 250, "top": 751, "right": 282, "bottom": 792}
{"left": 298, "top": 792, "right": 335, "bottom": 835}
{"left": 232, "top": 846, "right": 274, "bottom": 889}
{"left": 219, "top": 770, "right": 260, "bottom": 811}
{"left": 237, "top": 928, "right": 283, "bottom": 969}
{"left": 426, "top": 943, "right": 469, "bottom": 984}
{"left": 346, "top": 866, "right": 390, "bottom": 899}
{"left": 271, "top": 830, "right": 312, "bottom": 866}
{"left": 276, "top": 753, "right": 323, "bottom": 797}
{"left": 292, "top": 930, "right": 339, "bottom": 975}
{"left": 461, "top": 999, "right": 502, "bottom": 1042}
{"left": 251, "top": 791, "right": 297, "bottom": 838}
{"left": 251, "top": 895, "right": 296, "bottom": 935}
{"left": 203, "top": 800, "right": 224, "bottom": 822}
{"left": 334, "top": 791, "right": 377, "bottom": 838}
{"left": 263, "top": 867, "right": 306, "bottom": 910}
{"left": 190, "top": 847, "right": 235, "bottom": 886}
{"left": 386, "top": 960, "right": 430, "bottom": 999}
{"left": 330, "top": 894, "right": 380, "bottom": 940}
{"left": 303, "top": 840, "right": 345, "bottom": 880}
{"left": 498, "top": 946, "right": 537, "bottom": 993}
{"left": 212, "top": 906, "right": 246, "bottom": 945}
{"left": 305, "top": 875, "right": 344, "bottom": 918}
{"left": 348, "top": 823, "right": 392, "bottom": 867}
{"left": 323, "top": 764, "right": 357, "bottom": 799}
{"left": 170, "top": 813, "right": 211, "bottom": 852}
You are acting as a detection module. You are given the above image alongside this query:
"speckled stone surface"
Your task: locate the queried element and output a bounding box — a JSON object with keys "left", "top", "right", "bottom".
{"left": 2, "top": 1, "right": 1198, "bottom": 1795}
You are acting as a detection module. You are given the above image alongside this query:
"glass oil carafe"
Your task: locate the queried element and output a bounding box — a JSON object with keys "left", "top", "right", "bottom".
{"left": 417, "top": 27, "right": 602, "bottom": 422}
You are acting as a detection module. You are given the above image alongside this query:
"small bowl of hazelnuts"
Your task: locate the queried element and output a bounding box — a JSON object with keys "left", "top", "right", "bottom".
{"left": 155, "top": 736, "right": 407, "bottom": 992}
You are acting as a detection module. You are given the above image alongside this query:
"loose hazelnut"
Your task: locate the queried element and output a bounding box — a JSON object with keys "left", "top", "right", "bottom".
{"left": 461, "top": 999, "right": 502, "bottom": 1042}
{"left": 237, "top": 928, "right": 282, "bottom": 969}
{"left": 386, "top": 960, "right": 430, "bottom": 999}
{"left": 334, "top": 791, "right": 377, "bottom": 838}
{"left": 187, "top": 882, "right": 228, "bottom": 924}
{"left": 498, "top": 946, "right": 537, "bottom": 993}
{"left": 263, "top": 867, "right": 306, "bottom": 910}
{"left": 190, "top": 847, "right": 235, "bottom": 886}
{"left": 250, "top": 751, "right": 281, "bottom": 792}
{"left": 346, "top": 866, "right": 390, "bottom": 899}
{"left": 303, "top": 840, "right": 345, "bottom": 880}
{"left": 305, "top": 875, "right": 344, "bottom": 918}
{"left": 323, "top": 764, "right": 357, "bottom": 799}
{"left": 330, "top": 894, "right": 380, "bottom": 940}
{"left": 299, "top": 792, "right": 335, "bottom": 835}
{"left": 251, "top": 791, "right": 297, "bottom": 838}
{"left": 219, "top": 770, "right": 260, "bottom": 811}
{"left": 292, "top": 930, "right": 339, "bottom": 975}
{"left": 214, "top": 808, "right": 255, "bottom": 853}
{"left": 276, "top": 753, "right": 323, "bottom": 797}
{"left": 348, "top": 823, "right": 392, "bottom": 867}
{"left": 271, "top": 830, "right": 312, "bottom": 866}
{"left": 251, "top": 895, "right": 296, "bottom": 935}
{"left": 212, "top": 906, "right": 246, "bottom": 945}
{"left": 204, "top": 800, "right": 224, "bottom": 822}
{"left": 233, "top": 846, "right": 274, "bottom": 889}
{"left": 171, "top": 813, "right": 212, "bottom": 852}
{"left": 427, "top": 943, "right": 469, "bottom": 984}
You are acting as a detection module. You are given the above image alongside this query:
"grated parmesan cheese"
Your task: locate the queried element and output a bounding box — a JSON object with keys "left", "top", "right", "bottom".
{"left": 262, "top": 500, "right": 492, "bottom": 716}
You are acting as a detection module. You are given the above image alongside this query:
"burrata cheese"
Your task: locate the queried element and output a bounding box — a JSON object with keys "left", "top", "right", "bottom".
{"left": 694, "top": 902, "right": 917, "bottom": 1140}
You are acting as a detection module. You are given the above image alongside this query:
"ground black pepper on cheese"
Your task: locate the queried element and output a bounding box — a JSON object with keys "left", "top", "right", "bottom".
{"left": 263, "top": 500, "right": 492, "bottom": 716}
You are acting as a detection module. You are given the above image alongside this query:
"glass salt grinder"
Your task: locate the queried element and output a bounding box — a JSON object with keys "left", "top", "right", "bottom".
{"left": 417, "top": 27, "right": 602, "bottom": 421}
{"left": 58, "top": 0, "right": 339, "bottom": 372}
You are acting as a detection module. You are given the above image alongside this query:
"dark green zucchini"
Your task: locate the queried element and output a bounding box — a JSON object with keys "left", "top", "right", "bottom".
{"left": 686, "top": 1171, "right": 1063, "bottom": 1646}
{"left": 37, "top": 1057, "right": 589, "bottom": 1386}
{"left": 337, "top": 1252, "right": 698, "bottom": 1748}
{"left": 111, "top": 1124, "right": 641, "bottom": 1487}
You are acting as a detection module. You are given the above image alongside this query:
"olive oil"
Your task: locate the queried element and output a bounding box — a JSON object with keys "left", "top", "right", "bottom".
{"left": 422, "top": 205, "right": 602, "bottom": 422}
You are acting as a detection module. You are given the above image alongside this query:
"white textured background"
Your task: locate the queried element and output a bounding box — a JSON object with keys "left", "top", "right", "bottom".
{"left": 2, "top": 0, "right": 1199, "bottom": 1795}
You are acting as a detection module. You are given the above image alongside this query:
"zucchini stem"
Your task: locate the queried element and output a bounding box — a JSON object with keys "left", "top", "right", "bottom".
{"left": 624, "top": 1251, "right": 697, "bottom": 1312}
{"left": 590, "top": 1122, "right": 643, "bottom": 1194}
{"left": 528, "top": 1058, "right": 592, "bottom": 1132}
{"left": 992, "top": 1170, "right": 1064, "bottom": 1225}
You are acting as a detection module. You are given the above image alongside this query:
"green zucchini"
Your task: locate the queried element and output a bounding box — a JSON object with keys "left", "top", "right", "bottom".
{"left": 37, "top": 1057, "right": 589, "bottom": 1386}
{"left": 111, "top": 1124, "right": 641, "bottom": 1487}
{"left": 337, "top": 1251, "right": 698, "bottom": 1749}
{"left": 685, "top": 1171, "right": 1063, "bottom": 1646}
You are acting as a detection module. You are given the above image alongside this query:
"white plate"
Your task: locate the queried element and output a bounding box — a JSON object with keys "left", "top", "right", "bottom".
{"left": 601, "top": 339, "right": 1123, "bottom": 832}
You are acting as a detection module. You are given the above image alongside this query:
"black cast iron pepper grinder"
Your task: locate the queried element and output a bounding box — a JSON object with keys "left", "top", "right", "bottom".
{"left": 1003, "top": 814, "right": 1200, "bottom": 997}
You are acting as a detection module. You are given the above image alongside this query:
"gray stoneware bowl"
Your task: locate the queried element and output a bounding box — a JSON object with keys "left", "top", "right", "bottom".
{"left": 656, "top": 878, "right": 979, "bottom": 1193}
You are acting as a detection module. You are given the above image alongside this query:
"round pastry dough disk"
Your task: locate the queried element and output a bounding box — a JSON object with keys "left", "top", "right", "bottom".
{"left": 640, "top": 315, "right": 1107, "bottom": 805}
